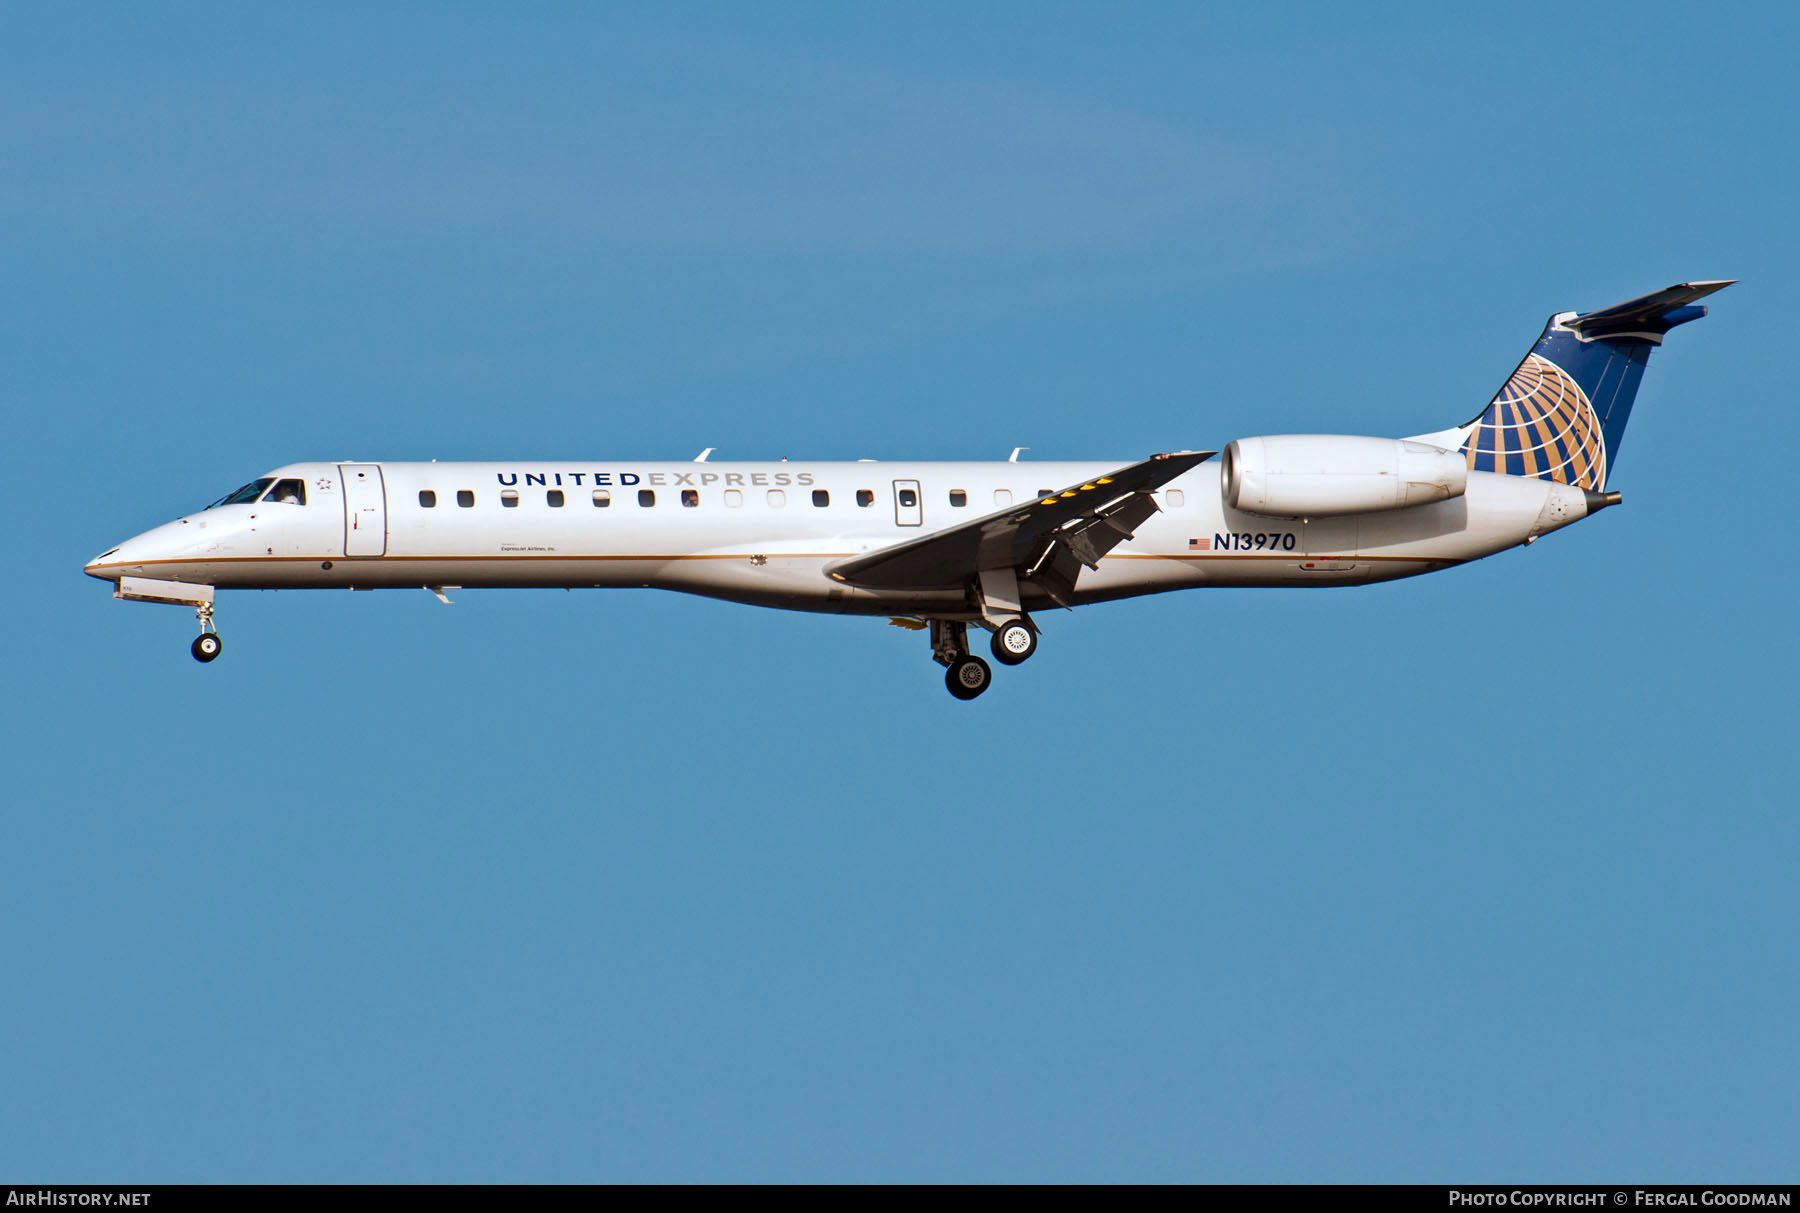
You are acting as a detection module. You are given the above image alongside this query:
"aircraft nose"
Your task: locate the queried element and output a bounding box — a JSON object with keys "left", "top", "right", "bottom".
{"left": 85, "top": 546, "right": 123, "bottom": 581}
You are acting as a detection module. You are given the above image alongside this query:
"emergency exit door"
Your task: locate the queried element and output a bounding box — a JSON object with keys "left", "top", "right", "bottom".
{"left": 340, "top": 464, "right": 388, "bottom": 556}
{"left": 893, "top": 480, "right": 922, "bottom": 527}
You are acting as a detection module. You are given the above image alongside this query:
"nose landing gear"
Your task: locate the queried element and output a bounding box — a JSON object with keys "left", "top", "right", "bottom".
{"left": 191, "top": 603, "right": 222, "bottom": 663}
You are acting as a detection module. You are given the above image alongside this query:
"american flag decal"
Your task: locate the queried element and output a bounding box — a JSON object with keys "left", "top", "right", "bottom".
{"left": 1189, "top": 537, "right": 1210, "bottom": 550}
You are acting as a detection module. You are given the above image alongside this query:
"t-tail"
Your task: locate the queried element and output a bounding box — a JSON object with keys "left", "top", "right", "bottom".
{"left": 1458, "top": 281, "right": 1733, "bottom": 491}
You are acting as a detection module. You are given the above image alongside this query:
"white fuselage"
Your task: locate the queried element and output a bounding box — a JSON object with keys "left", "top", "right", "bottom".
{"left": 85, "top": 457, "right": 1598, "bottom": 618}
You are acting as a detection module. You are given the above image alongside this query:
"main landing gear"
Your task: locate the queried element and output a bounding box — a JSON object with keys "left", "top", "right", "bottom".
{"left": 924, "top": 565, "right": 1046, "bottom": 699}
{"left": 946, "top": 653, "right": 991, "bottom": 700}
{"left": 990, "top": 618, "right": 1037, "bottom": 666}
{"left": 190, "top": 602, "right": 222, "bottom": 663}
{"left": 928, "top": 615, "right": 1037, "bottom": 700}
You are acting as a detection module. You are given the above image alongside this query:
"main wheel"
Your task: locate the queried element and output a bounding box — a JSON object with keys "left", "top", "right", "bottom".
{"left": 191, "top": 633, "right": 223, "bottom": 663}
{"left": 945, "top": 654, "right": 992, "bottom": 700}
{"left": 990, "top": 618, "right": 1036, "bottom": 666}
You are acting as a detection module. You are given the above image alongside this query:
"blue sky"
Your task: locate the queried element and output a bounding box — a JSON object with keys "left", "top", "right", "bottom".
{"left": 5, "top": 2, "right": 1796, "bottom": 1182}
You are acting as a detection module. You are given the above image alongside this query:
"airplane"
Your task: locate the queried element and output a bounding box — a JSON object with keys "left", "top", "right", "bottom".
{"left": 85, "top": 281, "right": 1730, "bottom": 699}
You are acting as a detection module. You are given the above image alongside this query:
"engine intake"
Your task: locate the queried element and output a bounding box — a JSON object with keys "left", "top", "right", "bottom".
{"left": 1222, "top": 435, "right": 1468, "bottom": 518}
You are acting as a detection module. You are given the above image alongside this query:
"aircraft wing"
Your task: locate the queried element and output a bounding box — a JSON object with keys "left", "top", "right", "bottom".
{"left": 826, "top": 450, "right": 1215, "bottom": 592}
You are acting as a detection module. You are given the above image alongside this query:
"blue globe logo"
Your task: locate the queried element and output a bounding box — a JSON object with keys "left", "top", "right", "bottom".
{"left": 1463, "top": 354, "right": 1605, "bottom": 490}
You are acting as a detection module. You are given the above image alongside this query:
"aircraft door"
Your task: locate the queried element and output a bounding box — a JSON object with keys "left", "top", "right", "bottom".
{"left": 893, "top": 480, "right": 923, "bottom": 527}
{"left": 340, "top": 464, "right": 388, "bottom": 556}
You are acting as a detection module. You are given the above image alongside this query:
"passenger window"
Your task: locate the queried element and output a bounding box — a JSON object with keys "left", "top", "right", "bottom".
{"left": 856, "top": 489, "right": 874, "bottom": 508}
{"left": 547, "top": 490, "right": 564, "bottom": 507}
{"left": 994, "top": 489, "right": 1012, "bottom": 507}
{"left": 593, "top": 490, "right": 611, "bottom": 508}
{"left": 638, "top": 489, "right": 656, "bottom": 507}
{"left": 268, "top": 479, "right": 307, "bottom": 505}
{"left": 457, "top": 490, "right": 475, "bottom": 508}
{"left": 767, "top": 489, "right": 786, "bottom": 508}
{"left": 949, "top": 490, "right": 967, "bottom": 507}
{"left": 724, "top": 489, "right": 743, "bottom": 507}
{"left": 501, "top": 489, "right": 519, "bottom": 508}
{"left": 419, "top": 490, "right": 437, "bottom": 508}
{"left": 812, "top": 489, "right": 829, "bottom": 507}
{"left": 898, "top": 488, "right": 918, "bottom": 508}
{"left": 1037, "top": 489, "right": 1054, "bottom": 501}
{"left": 1166, "top": 489, "right": 1184, "bottom": 508}
{"left": 682, "top": 489, "right": 699, "bottom": 507}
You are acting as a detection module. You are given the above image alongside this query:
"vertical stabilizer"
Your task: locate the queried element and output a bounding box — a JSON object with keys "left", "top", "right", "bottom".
{"left": 1460, "top": 281, "right": 1732, "bottom": 490}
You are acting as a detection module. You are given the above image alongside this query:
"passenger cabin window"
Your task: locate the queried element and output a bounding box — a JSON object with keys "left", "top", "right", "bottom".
{"left": 501, "top": 489, "right": 519, "bottom": 508}
{"left": 994, "top": 489, "right": 1012, "bottom": 507}
{"left": 457, "top": 490, "right": 475, "bottom": 508}
{"left": 856, "top": 489, "right": 874, "bottom": 508}
{"left": 593, "top": 490, "right": 611, "bottom": 508}
{"left": 267, "top": 479, "right": 307, "bottom": 505}
{"left": 419, "top": 490, "right": 437, "bottom": 508}
{"left": 898, "top": 488, "right": 918, "bottom": 508}
{"left": 767, "top": 489, "right": 786, "bottom": 507}
{"left": 949, "top": 490, "right": 967, "bottom": 507}
{"left": 725, "top": 489, "right": 743, "bottom": 507}
{"left": 638, "top": 489, "right": 656, "bottom": 507}
{"left": 1037, "top": 489, "right": 1054, "bottom": 501}
{"left": 547, "top": 489, "right": 565, "bottom": 507}
{"left": 208, "top": 479, "right": 274, "bottom": 509}
{"left": 681, "top": 489, "right": 699, "bottom": 507}
{"left": 812, "top": 489, "right": 829, "bottom": 507}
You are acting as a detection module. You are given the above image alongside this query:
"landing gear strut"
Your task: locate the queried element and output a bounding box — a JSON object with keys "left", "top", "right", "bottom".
{"left": 975, "top": 568, "right": 1038, "bottom": 668}
{"left": 191, "top": 603, "right": 222, "bottom": 663}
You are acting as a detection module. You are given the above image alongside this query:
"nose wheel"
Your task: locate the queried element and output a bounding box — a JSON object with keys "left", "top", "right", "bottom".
{"left": 191, "top": 603, "right": 222, "bottom": 663}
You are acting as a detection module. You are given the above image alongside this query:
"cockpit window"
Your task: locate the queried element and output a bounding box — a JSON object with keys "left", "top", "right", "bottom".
{"left": 207, "top": 479, "right": 274, "bottom": 509}
{"left": 267, "top": 479, "right": 307, "bottom": 505}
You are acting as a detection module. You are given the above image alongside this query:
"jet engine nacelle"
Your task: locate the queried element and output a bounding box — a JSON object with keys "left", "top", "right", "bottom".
{"left": 1221, "top": 435, "right": 1468, "bottom": 518}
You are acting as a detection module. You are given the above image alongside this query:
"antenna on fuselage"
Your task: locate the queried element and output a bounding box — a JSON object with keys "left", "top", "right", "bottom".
{"left": 1009, "top": 447, "right": 1029, "bottom": 462}
{"left": 694, "top": 448, "right": 715, "bottom": 462}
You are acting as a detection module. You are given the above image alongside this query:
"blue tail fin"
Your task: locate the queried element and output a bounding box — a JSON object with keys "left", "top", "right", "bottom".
{"left": 1460, "top": 281, "right": 1732, "bottom": 490}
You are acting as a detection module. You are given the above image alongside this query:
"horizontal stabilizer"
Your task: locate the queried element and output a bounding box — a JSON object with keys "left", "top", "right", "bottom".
{"left": 1563, "top": 280, "right": 1735, "bottom": 342}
